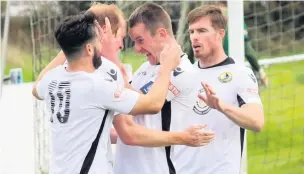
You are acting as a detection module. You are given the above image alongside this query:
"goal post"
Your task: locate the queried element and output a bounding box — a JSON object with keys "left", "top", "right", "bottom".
{"left": 227, "top": 1, "right": 247, "bottom": 174}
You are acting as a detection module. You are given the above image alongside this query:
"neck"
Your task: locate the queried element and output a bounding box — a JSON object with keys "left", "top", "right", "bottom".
{"left": 66, "top": 57, "right": 95, "bottom": 73}
{"left": 199, "top": 48, "right": 227, "bottom": 68}
{"left": 159, "top": 38, "right": 183, "bottom": 58}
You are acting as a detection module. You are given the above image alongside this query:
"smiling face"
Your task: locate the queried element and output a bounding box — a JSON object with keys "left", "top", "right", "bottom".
{"left": 129, "top": 23, "right": 166, "bottom": 65}
{"left": 128, "top": 2, "right": 174, "bottom": 65}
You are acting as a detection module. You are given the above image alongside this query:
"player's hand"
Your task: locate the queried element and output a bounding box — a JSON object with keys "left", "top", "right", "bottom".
{"left": 159, "top": 41, "right": 181, "bottom": 71}
{"left": 183, "top": 124, "right": 215, "bottom": 147}
{"left": 198, "top": 82, "right": 225, "bottom": 112}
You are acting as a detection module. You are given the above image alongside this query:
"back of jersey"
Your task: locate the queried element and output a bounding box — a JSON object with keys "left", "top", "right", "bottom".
{"left": 37, "top": 65, "right": 113, "bottom": 174}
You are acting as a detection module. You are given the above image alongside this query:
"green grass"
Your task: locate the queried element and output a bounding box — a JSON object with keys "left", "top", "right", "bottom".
{"left": 247, "top": 61, "right": 304, "bottom": 174}
{"left": 121, "top": 49, "right": 146, "bottom": 71}
{"left": 4, "top": 47, "right": 304, "bottom": 173}
{"left": 2, "top": 44, "right": 33, "bottom": 82}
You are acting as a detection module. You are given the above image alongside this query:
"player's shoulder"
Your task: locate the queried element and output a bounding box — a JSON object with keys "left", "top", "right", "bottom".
{"left": 95, "top": 56, "right": 122, "bottom": 80}
{"left": 44, "top": 65, "right": 66, "bottom": 79}
{"left": 219, "top": 58, "right": 257, "bottom": 85}
{"left": 133, "top": 61, "right": 151, "bottom": 77}
{"left": 172, "top": 54, "right": 196, "bottom": 77}
{"left": 230, "top": 60, "right": 254, "bottom": 75}
{"left": 91, "top": 71, "right": 118, "bottom": 90}
{"left": 98, "top": 57, "right": 119, "bottom": 72}
{"left": 137, "top": 61, "right": 151, "bottom": 72}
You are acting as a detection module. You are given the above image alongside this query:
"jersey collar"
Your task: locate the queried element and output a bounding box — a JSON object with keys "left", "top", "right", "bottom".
{"left": 198, "top": 57, "right": 235, "bottom": 69}
{"left": 156, "top": 53, "right": 186, "bottom": 65}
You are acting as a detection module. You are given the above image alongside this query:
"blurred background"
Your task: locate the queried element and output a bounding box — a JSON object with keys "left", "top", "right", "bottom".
{"left": 1, "top": 1, "right": 304, "bottom": 174}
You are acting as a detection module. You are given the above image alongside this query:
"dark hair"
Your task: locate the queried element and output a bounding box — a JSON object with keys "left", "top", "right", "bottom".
{"left": 128, "top": 2, "right": 173, "bottom": 35}
{"left": 54, "top": 11, "right": 98, "bottom": 59}
{"left": 187, "top": 5, "right": 226, "bottom": 30}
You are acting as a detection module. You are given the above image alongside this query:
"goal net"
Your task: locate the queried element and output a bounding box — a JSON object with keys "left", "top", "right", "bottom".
{"left": 243, "top": 2, "right": 304, "bottom": 174}
{"left": 27, "top": 1, "right": 304, "bottom": 174}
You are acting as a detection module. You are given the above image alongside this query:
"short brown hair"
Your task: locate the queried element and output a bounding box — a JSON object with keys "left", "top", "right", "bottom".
{"left": 187, "top": 5, "right": 226, "bottom": 30}
{"left": 128, "top": 2, "right": 173, "bottom": 35}
{"left": 87, "top": 2, "right": 124, "bottom": 34}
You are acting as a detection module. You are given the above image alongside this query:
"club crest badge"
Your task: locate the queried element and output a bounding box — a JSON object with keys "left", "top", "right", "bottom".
{"left": 218, "top": 72, "right": 232, "bottom": 83}
{"left": 193, "top": 88, "right": 211, "bottom": 115}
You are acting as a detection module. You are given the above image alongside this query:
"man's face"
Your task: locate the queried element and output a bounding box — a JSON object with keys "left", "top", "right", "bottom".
{"left": 188, "top": 16, "right": 224, "bottom": 59}
{"left": 99, "top": 20, "right": 127, "bottom": 57}
{"left": 129, "top": 23, "right": 164, "bottom": 65}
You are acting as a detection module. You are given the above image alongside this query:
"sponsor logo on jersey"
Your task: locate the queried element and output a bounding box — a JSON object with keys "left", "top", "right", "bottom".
{"left": 193, "top": 88, "right": 211, "bottom": 115}
{"left": 168, "top": 82, "right": 180, "bottom": 96}
{"left": 218, "top": 72, "right": 232, "bottom": 83}
{"left": 247, "top": 87, "right": 258, "bottom": 94}
{"left": 140, "top": 81, "right": 154, "bottom": 94}
{"left": 107, "top": 69, "right": 117, "bottom": 81}
{"left": 173, "top": 67, "right": 184, "bottom": 77}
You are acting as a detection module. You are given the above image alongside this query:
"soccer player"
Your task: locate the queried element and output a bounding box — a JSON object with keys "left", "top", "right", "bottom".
{"left": 113, "top": 3, "right": 213, "bottom": 174}
{"left": 31, "top": 12, "right": 182, "bottom": 174}
{"left": 171, "top": 5, "right": 265, "bottom": 174}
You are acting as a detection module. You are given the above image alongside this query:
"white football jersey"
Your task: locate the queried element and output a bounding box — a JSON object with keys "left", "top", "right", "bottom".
{"left": 36, "top": 61, "right": 139, "bottom": 174}
{"left": 114, "top": 54, "right": 198, "bottom": 174}
{"left": 64, "top": 57, "right": 124, "bottom": 173}
{"left": 173, "top": 57, "right": 262, "bottom": 174}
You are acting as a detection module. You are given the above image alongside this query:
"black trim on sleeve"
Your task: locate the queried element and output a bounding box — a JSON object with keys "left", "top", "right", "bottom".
{"left": 237, "top": 94, "right": 246, "bottom": 107}
{"left": 80, "top": 110, "right": 109, "bottom": 174}
{"left": 237, "top": 94, "right": 246, "bottom": 157}
{"left": 161, "top": 101, "right": 176, "bottom": 174}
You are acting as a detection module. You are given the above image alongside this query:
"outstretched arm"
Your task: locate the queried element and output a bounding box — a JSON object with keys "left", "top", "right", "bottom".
{"left": 198, "top": 69, "right": 264, "bottom": 132}
{"left": 113, "top": 115, "right": 215, "bottom": 147}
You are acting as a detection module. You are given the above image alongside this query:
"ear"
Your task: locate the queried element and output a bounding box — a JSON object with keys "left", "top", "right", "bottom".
{"left": 85, "top": 43, "right": 94, "bottom": 57}
{"left": 219, "top": 28, "right": 226, "bottom": 39}
{"left": 156, "top": 28, "right": 168, "bottom": 38}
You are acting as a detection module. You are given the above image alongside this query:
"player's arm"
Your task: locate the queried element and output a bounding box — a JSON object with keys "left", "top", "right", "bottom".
{"left": 102, "top": 41, "right": 181, "bottom": 115}
{"left": 103, "top": 66, "right": 171, "bottom": 115}
{"left": 35, "top": 51, "right": 66, "bottom": 83}
{"left": 199, "top": 69, "right": 264, "bottom": 132}
{"left": 32, "top": 51, "right": 66, "bottom": 100}
{"left": 32, "top": 84, "right": 44, "bottom": 100}
{"left": 128, "top": 66, "right": 171, "bottom": 115}
{"left": 113, "top": 115, "right": 215, "bottom": 147}
{"left": 221, "top": 102, "right": 263, "bottom": 132}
